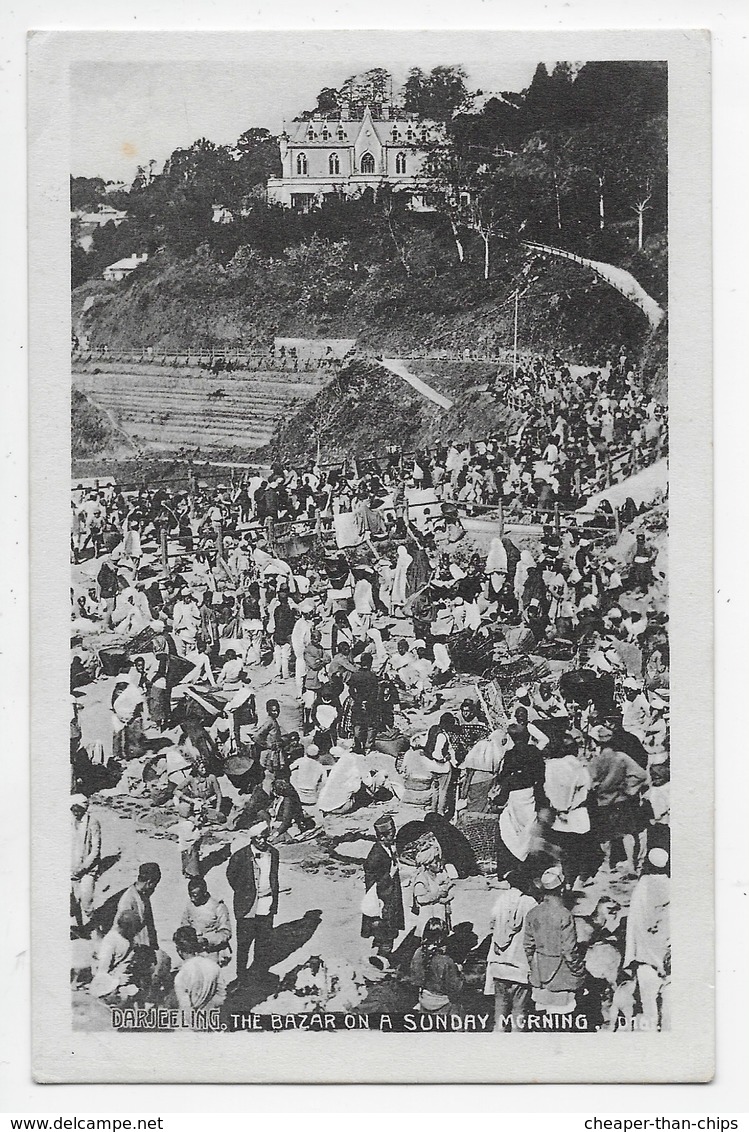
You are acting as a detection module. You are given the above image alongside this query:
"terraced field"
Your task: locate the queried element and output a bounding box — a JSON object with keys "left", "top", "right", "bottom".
{"left": 72, "top": 366, "right": 326, "bottom": 454}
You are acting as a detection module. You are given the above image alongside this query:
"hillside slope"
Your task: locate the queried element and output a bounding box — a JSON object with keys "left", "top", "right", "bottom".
{"left": 73, "top": 224, "right": 665, "bottom": 372}
{"left": 263, "top": 357, "right": 514, "bottom": 464}
{"left": 73, "top": 366, "right": 323, "bottom": 455}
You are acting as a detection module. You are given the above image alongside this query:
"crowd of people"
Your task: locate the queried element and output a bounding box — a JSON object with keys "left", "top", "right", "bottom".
{"left": 69, "top": 355, "right": 670, "bottom": 1033}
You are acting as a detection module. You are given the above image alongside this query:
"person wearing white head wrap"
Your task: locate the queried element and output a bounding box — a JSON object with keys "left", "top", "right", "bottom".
{"left": 624, "top": 848, "right": 670, "bottom": 1029}
{"left": 291, "top": 742, "right": 328, "bottom": 807}
{"left": 71, "top": 794, "right": 101, "bottom": 931}
{"left": 485, "top": 537, "right": 508, "bottom": 598}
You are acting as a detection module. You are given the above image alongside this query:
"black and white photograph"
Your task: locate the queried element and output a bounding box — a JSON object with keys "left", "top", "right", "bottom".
{"left": 27, "top": 27, "right": 713, "bottom": 1084}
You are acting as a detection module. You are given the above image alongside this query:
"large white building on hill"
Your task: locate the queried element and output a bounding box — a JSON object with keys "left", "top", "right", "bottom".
{"left": 266, "top": 104, "right": 442, "bottom": 210}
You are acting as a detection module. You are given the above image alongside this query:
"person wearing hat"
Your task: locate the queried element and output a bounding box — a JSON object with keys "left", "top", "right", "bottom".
{"left": 624, "top": 846, "right": 670, "bottom": 1030}
{"left": 71, "top": 794, "right": 102, "bottom": 935}
{"left": 523, "top": 864, "right": 585, "bottom": 1016}
{"left": 226, "top": 815, "right": 280, "bottom": 982}
{"left": 361, "top": 816, "right": 404, "bottom": 968}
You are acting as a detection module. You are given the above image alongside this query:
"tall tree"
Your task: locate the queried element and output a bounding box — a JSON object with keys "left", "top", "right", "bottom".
{"left": 402, "top": 65, "right": 470, "bottom": 120}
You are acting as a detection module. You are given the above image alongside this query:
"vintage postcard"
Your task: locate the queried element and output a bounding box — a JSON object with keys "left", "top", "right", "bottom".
{"left": 29, "top": 28, "right": 712, "bottom": 1082}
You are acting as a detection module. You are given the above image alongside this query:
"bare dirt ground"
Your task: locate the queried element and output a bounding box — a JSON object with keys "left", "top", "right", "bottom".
{"left": 71, "top": 593, "right": 504, "bottom": 1030}
{"left": 70, "top": 501, "right": 665, "bottom": 1031}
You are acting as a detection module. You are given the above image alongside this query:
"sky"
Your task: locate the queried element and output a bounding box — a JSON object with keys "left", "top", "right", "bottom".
{"left": 70, "top": 32, "right": 550, "bottom": 182}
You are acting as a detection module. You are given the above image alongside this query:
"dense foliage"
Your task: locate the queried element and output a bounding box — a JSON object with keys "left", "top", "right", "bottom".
{"left": 71, "top": 60, "right": 667, "bottom": 383}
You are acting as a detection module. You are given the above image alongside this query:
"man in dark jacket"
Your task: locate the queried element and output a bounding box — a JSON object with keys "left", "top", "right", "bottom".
{"left": 97, "top": 555, "right": 119, "bottom": 630}
{"left": 361, "top": 815, "right": 404, "bottom": 969}
{"left": 226, "top": 815, "right": 280, "bottom": 982}
{"left": 523, "top": 864, "right": 585, "bottom": 1014}
{"left": 272, "top": 592, "right": 296, "bottom": 681}
{"left": 348, "top": 652, "right": 380, "bottom": 754}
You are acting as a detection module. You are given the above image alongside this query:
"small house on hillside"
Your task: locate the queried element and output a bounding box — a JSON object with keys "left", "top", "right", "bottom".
{"left": 102, "top": 253, "right": 148, "bottom": 282}
{"left": 72, "top": 204, "right": 129, "bottom": 251}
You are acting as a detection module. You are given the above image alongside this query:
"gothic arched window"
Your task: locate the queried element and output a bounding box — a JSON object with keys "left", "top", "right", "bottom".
{"left": 329, "top": 152, "right": 341, "bottom": 175}
{"left": 360, "top": 152, "right": 375, "bottom": 174}
{"left": 395, "top": 151, "right": 407, "bottom": 175}
{"left": 296, "top": 152, "right": 308, "bottom": 175}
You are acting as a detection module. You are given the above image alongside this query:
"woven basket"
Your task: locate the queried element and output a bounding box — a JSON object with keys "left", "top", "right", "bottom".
{"left": 456, "top": 811, "right": 498, "bottom": 875}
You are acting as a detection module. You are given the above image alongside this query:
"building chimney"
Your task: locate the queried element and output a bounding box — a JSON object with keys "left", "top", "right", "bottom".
{"left": 340, "top": 99, "right": 350, "bottom": 121}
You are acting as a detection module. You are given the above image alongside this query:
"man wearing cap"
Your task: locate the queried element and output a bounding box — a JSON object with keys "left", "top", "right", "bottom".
{"left": 226, "top": 816, "right": 280, "bottom": 982}
{"left": 361, "top": 816, "right": 404, "bottom": 968}
{"left": 524, "top": 864, "right": 585, "bottom": 1016}
{"left": 71, "top": 795, "right": 102, "bottom": 934}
